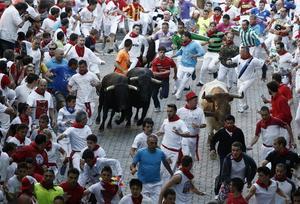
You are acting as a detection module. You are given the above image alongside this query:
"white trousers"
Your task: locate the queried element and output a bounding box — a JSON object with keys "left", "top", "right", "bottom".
{"left": 260, "top": 145, "right": 274, "bottom": 161}
{"left": 182, "top": 138, "right": 197, "bottom": 161}
{"left": 58, "top": 138, "right": 72, "bottom": 156}
{"left": 142, "top": 181, "right": 162, "bottom": 204}
{"left": 237, "top": 78, "right": 256, "bottom": 108}
{"left": 71, "top": 152, "right": 81, "bottom": 171}
{"left": 129, "top": 57, "right": 139, "bottom": 70}
{"left": 76, "top": 101, "right": 97, "bottom": 126}
{"left": 160, "top": 145, "right": 179, "bottom": 184}
{"left": 199, "top": 52, "right": 219, "bottom": 84}
{"left": 217, "top": 64, "right": 237, "bottom": 88}
{"left": 295, "top": 102, "right": 300, "bottom": 136}
{"left": 174, "top": 65, "right": 194, "bottom": 98}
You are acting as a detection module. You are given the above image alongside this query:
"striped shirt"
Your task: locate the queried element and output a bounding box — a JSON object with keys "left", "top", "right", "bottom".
{"left": 207, "top": 32, "right": 224, "bottom": 53}
{"left": 235, "top": 26, "right": 261, "bottom": 47}
{"left": 123, "top": 3, "right": 144, "bottom": 21}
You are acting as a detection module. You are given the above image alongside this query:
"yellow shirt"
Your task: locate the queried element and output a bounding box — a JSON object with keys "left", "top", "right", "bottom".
{"left": 197, "top": 17, "right": 211, "bottom": 36}
{"left": 34, "top": 183, "right": 64, "bottom": 204}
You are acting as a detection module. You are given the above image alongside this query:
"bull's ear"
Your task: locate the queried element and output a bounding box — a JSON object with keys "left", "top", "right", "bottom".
{"left": 228, "top": 96, "right": 234, "bottom": 102}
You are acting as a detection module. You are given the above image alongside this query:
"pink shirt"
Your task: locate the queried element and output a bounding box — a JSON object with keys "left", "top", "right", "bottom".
{"left": 217, "top": 22, "right": 234, "bottom": 33}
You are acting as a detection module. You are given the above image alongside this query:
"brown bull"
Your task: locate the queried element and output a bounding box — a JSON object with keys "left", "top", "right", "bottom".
{"left": 199, "top": 80, "right": 243, "bottom": 144}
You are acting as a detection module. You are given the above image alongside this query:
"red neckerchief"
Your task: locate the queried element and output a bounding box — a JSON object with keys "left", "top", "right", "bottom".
{"left": 225, "top": 125, "right": 237, "bottom": 133}
{"left": 61, "top": 26, "right": 67, "bottom": 35}
{"left": 185, "top": 104, "right": 196, "bottom": 110}
{"left": 207, "top": 29, "right": 216, "bottom": 37}
{"left": 278, "top": 50, "right": 288, "bottom": 56}
{"left": 75, "top": 45, "right": 85, "bottom": 57}
{"left": 168, "top": 114, "right": 180, "bottom": 122}
{"left": 213, "top": 14, "right": 222, "bottom": 24}
{"left": 68, "top": 40, "right": 76, "bottom": 46}
{"left": 90, "top": 36, "right": 96, "bottom": 45}
{"left": 35, "top": 88, "right": 45, "bottom": 97}
{"left": 180, "top": 167, "right": 194, "bottom": 180}
{"left": 48, "top": 15, "right": 57, "bottom": 21}
{"left": 129, "top": 32, "right": 138, "bottom": 38}
{"left": 278, "top": 148, "right": 289, "bottom": 156}
{"left": 131, "top": 194, "right": 143, "bottom": 204}
{"left": 87, "top": 5, "right": 94, "bottom": 12}
{"left": 40, "top": 179, "right": 54, "bottom": 190}
{"left": 182, "top": 39, "right": 192, "bottom": 46}
{"left": 19, "top": 114, "right": 29, "bottom": 125}
{"left": 256, "top": 179, "right": 271, "bottom": 190}
{"left": 101, "top": 180, "right": 119, "bottom": 203}
{"left": 15, "top": 133, "right": 25, "bottom": 144}
{"left": 72, "top": 122, "right": 85, "bottom": 128}
{"left": 45, "top": 141, "right": 52, "bottom": 151}
{"left": 225, "top": 40, "right": 234, "bottom": 46}
{"left": 274, "top": 175, "right": 287, "bottom": 182}
{"left": 93, "top": 144, "right": 100, "bottom": 151}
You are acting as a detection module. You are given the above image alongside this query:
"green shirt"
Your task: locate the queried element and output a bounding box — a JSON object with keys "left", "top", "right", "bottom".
{"left": 35, "top": 183, "right": 64, "bottom": 204}
{"left": 172, "top": 32, "right": 209, "bottom": 50}
{"left": 207, "top": 32, "right": 224, "bottom": 53}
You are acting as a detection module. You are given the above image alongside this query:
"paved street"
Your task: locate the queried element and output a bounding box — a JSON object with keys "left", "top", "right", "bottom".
{"left": 92, "top": 43, "right": 299, "bottom": 203}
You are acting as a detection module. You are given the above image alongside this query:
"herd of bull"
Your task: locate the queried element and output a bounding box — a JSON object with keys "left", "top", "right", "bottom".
{"left": 95, "top": 68, "right": 161, "bottom": 131}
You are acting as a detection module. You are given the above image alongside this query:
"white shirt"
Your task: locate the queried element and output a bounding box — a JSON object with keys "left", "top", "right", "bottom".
{"left": 220, "top": 5, "right": 239, "bottom": 22}
{"left": 0, "top": 152, "right": 10, "bottom": 182}
{"left": 232, "top": 55, "right": 265, "bottom": 81}
{"left": 160, "top": 118, "right": 189, "bottom": 150}
{"left": 57, "top": 107, "right": 77, "bottom": 133}
{"left": 104, "top": 0, "right": 121, "bottom": 23}
{"left": 277, "top": 52, "right": 293, "bottom": 72}
{"left": 0, "top": 5, "right": 23, "bottom": 42}
{"left": 7, "top": 175, "right": 21, "bottom": 194}
{"left": 173, "top": 170, "right": 193, "bottom": 204}
{"left": 47, "top": 142, "right": 62, "bottom": 163}
{"left": 79, "top": 158, "right": 123, "bottom": 186}
{"left": 63, "top": 125, "right": 92, "bottom": 151}
{"left": 79, "top": 7, "right": 96, "bottom": 28}
{"left": 68, "top": 72, "right": 100, "bottom": 105}
{"left": 7, "top": 136, "right": 31, "bottom": 147}
{"left": 274, "top": 179, "right": 293, "bottom": 204}
{"left": 230, "top": 158, "right": 246, "bottom": 180}
{"left": 26, "top": 89, "right": 54, "bottom": 123}
{"left": 253, "top": 180, "right": 278, "bottom": 204}
{"left": 18, "top": 3, "right": 39, "bottom": 34}
{"left": 41, "top": 18, "right": 56, "bottom": 34}
{"left": 119, "top": 194, "right": 153, "bottom": 204}
{"left": 157, "top": 19, "right": 177, "bottom": 33}
{"left": 80, "top": 146, "right": 106, "bottom": 159}
{"left": 88, "top": 182, "right": 121, "bottom": 204}
{"left": 119, "top": 34, "right": 149, "bottom": 58}
{"left": 131, "top": 132, "right": 148, "bottom": 150}
{"left": 15, "top": 83, "right": 34, "bottom": 104}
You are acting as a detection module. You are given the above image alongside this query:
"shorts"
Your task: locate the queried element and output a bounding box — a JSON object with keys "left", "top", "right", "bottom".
{"left": 104, "top": 16, "right": 121, "bottom": 36}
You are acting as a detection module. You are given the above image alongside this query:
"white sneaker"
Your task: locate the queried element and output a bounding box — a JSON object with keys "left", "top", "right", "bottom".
{"left": 154, "top": 108, "right": 161, "bottom": 112}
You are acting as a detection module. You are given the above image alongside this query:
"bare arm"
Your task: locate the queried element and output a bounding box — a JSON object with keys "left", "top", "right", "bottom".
{"left": 247, "top": 135, "right": 259, "bottom": 149}
{"left": 245, "top": 185, "right": 256, "bottom": 201}
{"left": 162, "top": 159, "right": 174, "bottom": 177}
{"left": 158, "top": 175, "right": 181, "bottom": 204}
{"left": 261, "top": 159, "right": 269, "bottom": 166}
{"left": 129, "top": 148, "right": 137, "bottom": 158}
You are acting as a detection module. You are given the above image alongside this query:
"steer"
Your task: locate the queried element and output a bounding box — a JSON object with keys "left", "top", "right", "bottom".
{"left": 97, "top": 73, "right": 138, "bottom": 131}
{"left": 198, "top": 80, "right": 243, "bottom": 144}
{"left": 127, "top": 68, "right": 161, "bottom": 126}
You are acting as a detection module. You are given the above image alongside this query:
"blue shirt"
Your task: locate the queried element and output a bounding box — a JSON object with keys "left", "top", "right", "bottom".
{"left": 133, "top": 148, "right": 166, "bottom": 184}
{"left": 49, "top": 66, "right": 77, "bottom": 96}
{"left": 180, "top": 1, "right": 193, "bottom": 20}
{"left": 251, "top": 8, "right": 270, "bottom": 34}
{"left": 46, "top": 58, "right": 68, "bottom": 70}
{"left": 175, "top": 41, "right": 205, "bottom": 68}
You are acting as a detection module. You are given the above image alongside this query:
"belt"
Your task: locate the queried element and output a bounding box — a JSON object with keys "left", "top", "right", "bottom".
{"left": 48, "top": 162, "right": 57, "bottom": 167}
{"left": 263, "top": 143, "right": 273, "bottom": 148}
{"left": 161, "top": 144, "right": 180, "bottom": 152}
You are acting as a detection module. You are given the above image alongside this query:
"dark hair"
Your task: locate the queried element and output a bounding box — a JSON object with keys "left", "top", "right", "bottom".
{"left": 124, "top": 39, "right": 133, "bottom": 47}
{"left": 60, "top": 12, "right": 68, "bottom": 20}
{"left": 22, "top": 55, "right": 33, "bottom": 65}
{"left": 67, "top": 168, "right": 80, "bottom": 176}
{"left": 142, "top": 118, "right": 154, "bottom": 128}
{"left": 276, "top": 41, "right": 285, "bottom": 49}
{"left": 129, "top": 178, "right": 143, "bottom": 189}
{"left": 26, "top": 73, "right": 39, "bottom": 84}
{"left": 16, "top": 124, "right": 29, "bottom": 132}
{"left": 260, "top": 106, "right": 270, "bottom": 112}
{"left": 69, "top": 33, "right": 78, "bottom": 42}
{"left": 101, "top": 166, "right": 112, "bottom": 174}
{"left": 78, "top": 60, "right": 88, "bottom": 67}
{"left": 241, "top": 46, "right": 250, "bottom": 53}
{"left": 66, "top": 95, "right": 76, "bottom": 103}
{"left": 42, "top": 32, "right": 51, "bottom": 38}
{"left": 87, "top": 134, "right": 98, "bottom": 143}
{"left": 242, "top": 19, "right": 250, "bottom": 25}
{"left": 82, "top": 149, "right": 94, "bottom": 160}
{"left": 167, "top": 104, "right": 177, "bottom": 112}
{"left": 272, "top": 73, "right": 282, "bottom": 83}
{"left": 267, "top": 81, "right": 279, "bottom": 93}
{"left": 257, "top": 166, "right": 271, "bottom": 176}
{"left": 57, "top": 31, "right": 65, "bottom": 41}
{"left": 50, "top": 7, "right": 60, "bottom": 16}
{"left": 17, "top": 162, "right": 28, "bottom": 170}
{"left": 230, "top": 177, "right": 244, "bottom": 192}
{"left": 14, "top": 2, "right": 28, "bottom": 12}
{"left": 275, "top": 163, "right": 287, "bottom": 172}
{"left": 232, "top": 141, "right": 243, "bottom": 150}
{"left": 65, "top": 6, "right": 72, "bottom": 14}
{"left": 163, "top": 188, "right": 176, "bottom": 198}
{"left": 17, "top": 32, "right": 26, "bottom": 41}
{"left": 178, "top": 21, "right": 185, "bottom": 27}
{"left": 68, "top": 58, "right": 78, "bottom": 67}
{"left": 39, "top": 114, "right": 50, "bottom": 123}
{"left": 2, "top": 142, "right": 17, "bottom": 153}
{"left": 61, "top": 18, "right": 69, "bottom": 26}
{"left": 181, "top": 155, "right": 193, "bottom": 167}
{"left": 26, "top": 29, "right": 34, "bottom": 39}
{"left": 183, "top": 31, "right": 192, "bottom": 39}
{"left": 88, "top": 0, "right": 97, "bottom": 5}
{"left": 274, "top": 137, "right": 287, "bottom": 147}
{"left": 158, "top": 46, "right": 167, "bottom": 52}
{"left": 35, "top": 134, "right": 47, "bottom": 145}
{"left": 162, "top": 22, "right": 169, "bottom": 27}
{"left": 225, "top": 114, "right": 235, "bottom": 122}
{"left": 223, "top": 14, "right": 230, "bottom": 20}
{"left": 3, "top": 49, "right": 14, "bottom": 61}
{"left": 132, "top": 24, "right": 141, "bottom": 29}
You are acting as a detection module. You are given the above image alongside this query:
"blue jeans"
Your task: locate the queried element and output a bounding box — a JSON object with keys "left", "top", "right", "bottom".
{"left": 151, "top": 79, "right": 169, "bottom": 108}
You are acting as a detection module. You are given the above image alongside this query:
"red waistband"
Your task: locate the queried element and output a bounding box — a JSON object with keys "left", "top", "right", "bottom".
{"left": 48, "top": 162, "right": 57, "bottom": 167}
{"left": 162, "top": 144, "right": 180, "bottom": 152}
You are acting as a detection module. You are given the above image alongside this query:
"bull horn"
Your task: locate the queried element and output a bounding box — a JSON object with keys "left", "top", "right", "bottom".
{"left": 128, "top": 85, "right": 138, "bottom": 91}
{"left": 105, "top": 85, "right": 115, "bottom": 91}
{"left": 204, "top": 111, "right": 215, "bottom": 117}
{"left": 151, "top": 78, "right": 162, "bottom": 84}
{"left": 202, "top": 92, "right": 213, "bottom": 100}
{"left": 129, "top": 76, "right": 139, "bottom": 81}
{"left": 229, "top": 92, "right": 244, "bottom": 99}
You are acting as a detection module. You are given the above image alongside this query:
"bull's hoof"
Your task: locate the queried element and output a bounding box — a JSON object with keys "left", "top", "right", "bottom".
{"left": 134, "top": 117, "right": 138, "bottom": 122}
{"left": 107, "top": 124, "right": 112, "bottom": 129}
{"left": 115, "top": 119, "right": 122, "bottom": 125}
{"left": 136, "top": 119, "right": 143, "bottom": 126}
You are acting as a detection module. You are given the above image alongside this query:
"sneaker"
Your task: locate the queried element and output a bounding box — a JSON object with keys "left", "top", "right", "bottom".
{"left": 213, "top": 72, "right": 218, "bottom": 79}
{"left": 243, "top": 105, "right": 249, "bottom": 110}
{"left": 175, "top": 93, "right": 180, "bottom": 100}
{"left": 192, "top": 71, "right": 196, "bottom": 80}
{"left": 172, "top": 90, "right": 177, "bottom": 95}
{"left": 214, "top": 195, "right": 219, "bottom": 200}
{"left": 183, "top": 86, "right": 190, "bottom": 91}
{"left": 107, "top": 49, "right": 114, "bottom": 54}
{"left": 154, "top": 107, "right": 161, "bottom": 112}
{"left": 196, "top": 82, "right": 204, "bottom": 87}
{"left": 238, "top": 107, "right": 244, "bottom": 113}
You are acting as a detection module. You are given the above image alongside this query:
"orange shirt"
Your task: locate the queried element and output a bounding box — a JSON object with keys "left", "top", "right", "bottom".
{"left": 123, "top": 3, "right": 144, "bottom": 21}
{"left": 114, "top": 48, "right": 130, "bottom": 74}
